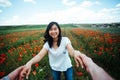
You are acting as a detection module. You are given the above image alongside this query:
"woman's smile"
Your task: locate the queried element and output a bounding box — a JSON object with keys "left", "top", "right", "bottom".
{"left": 49, "top": 24, "right": 59, "bottom": 39}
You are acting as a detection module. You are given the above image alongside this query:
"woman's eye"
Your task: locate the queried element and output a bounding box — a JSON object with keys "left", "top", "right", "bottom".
{"left": 50, "top": 29, "right": 53, "bottom": 31}
{"left": 54, "top": 28, "right": 58, "bottom": 30}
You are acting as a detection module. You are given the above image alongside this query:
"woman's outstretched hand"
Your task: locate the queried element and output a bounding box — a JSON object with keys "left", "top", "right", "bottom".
{"left": 74, "top": 50, "right": 84, "bottom": 68}
{"left": 8, "top": 66, "right": 25, "bottom": 80}
{"left": 75, "top": 52, "right": 95, "bottom": 72}
{"left": 1, "top": 66, "right": 25, "bottom": 80}
{"left": 74, "top": 51, "right": 114, "bottom": 80}
{"left": 74, "top": 51, "right": 97, "bottom": 72}
{"left": 19, "top": 64, "right": 31, "bottom": 80}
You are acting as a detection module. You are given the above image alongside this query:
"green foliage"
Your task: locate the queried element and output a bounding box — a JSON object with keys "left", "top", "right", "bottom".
{"left": 0, "top": 24, "right": 120, "bottom": 79}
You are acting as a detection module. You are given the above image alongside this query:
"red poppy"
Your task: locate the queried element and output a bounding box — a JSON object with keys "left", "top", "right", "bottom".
{"left": 0, "top": 71, "right": 5, "bottom": 77}
{"left": 98, "top": 51, "right": 102, "bottom": 55}
{"left": 110, "top": 47, "right": 113, "bottom": 51}
{"left": 76, "top": 71, "right": 83, "bottom": 76}
{"left": 0, "top": 53, "right": 6, "bottom": 64}
{"left": 108, "top": 38, "right": 113, "bottom": 44}
{"left": 0, "top": 53, "right": 6, "bottom": 57}
{"left": 19, "top": 52, "right": 22, "bottom": 57}
{"left": 32, "top": 70, "right": 36, "bottom": 76}
{"left": 79, "top": 47, "right": 83, "bottom": 51}
{"left": 0, "top": 43, "right": 4, "bottom": 48}
{"left": 34, "top": 63, "right": 39, "bottom": 67}
{"left": 99, "top": 47, "right": 104, "bottom": 51}
{"left": 105, "top": 48, "right": 109, "bottom": 52}
{"left": 18, "top": 57, "right": 22, "bottom": 61}
{"left": 0, "top": 58, "right": 6, "bottom": 64}
{"left": 32, "top": 54, "right": 36, "bottom": 57}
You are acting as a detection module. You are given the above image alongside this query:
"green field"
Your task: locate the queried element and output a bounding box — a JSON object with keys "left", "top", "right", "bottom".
{"left": 0, "top": 24, "right": 120, "bottom": 80}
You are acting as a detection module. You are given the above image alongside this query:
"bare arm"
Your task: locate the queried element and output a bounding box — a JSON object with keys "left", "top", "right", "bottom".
{"left": 66, "top": 43, "right": 84, "bottom": 68}
{"left": 79, "top": 53, "right": 114, "bottom": 80}
{"left": 90, "top": 64, "right": 114, "bottom": 80}
{"left": 1, "top": 66, "right": 25, "bottom": 80}
{"left": 66, "top": 43, "right": 114, "bottom": 80}
{"left": 20, "top": 47, "right": 48, "bottom": 79}
{"left": 66, "top": 43, "right": 75, "bottom": 57}
{"left": 26, "top": 47, "right": 48, "bottom": 66}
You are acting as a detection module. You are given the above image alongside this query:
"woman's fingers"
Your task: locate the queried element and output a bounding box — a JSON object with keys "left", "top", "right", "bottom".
{"left": 19, "top": 71, "right": 26, "bottom": 80}
{"left": 26, "top": 68, "right": 31, "bottom": 79}
{"left": 19, "top": 67, "right": 28, "bottom": 80}
{"left": 74, "top": 58, "right": 79, "bottom": 67}
{"left": 76, "top": 56, "right": 84, "bottom": 68}
{"left": 74, "top": 51, "right": 85, "bottom": 68}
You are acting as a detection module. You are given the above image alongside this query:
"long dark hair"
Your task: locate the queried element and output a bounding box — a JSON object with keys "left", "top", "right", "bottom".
{"left": 44, "top": 21, "right": 62, "bottom": 48}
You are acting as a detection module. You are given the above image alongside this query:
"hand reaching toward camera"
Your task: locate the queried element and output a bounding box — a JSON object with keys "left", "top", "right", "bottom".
{"left": 19, "top": 63, "right": 32, "bottom": 80}
{"left": 1, "top": 66, "right": 25, "bottom": 80}
{"left": 74, "top": 50, "right": 84, "bottom": 68}
{"left": 76, "top": 52, "right": 114, "bottom": 80}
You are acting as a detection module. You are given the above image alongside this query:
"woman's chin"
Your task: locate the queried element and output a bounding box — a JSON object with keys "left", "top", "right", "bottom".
{"left": 52, "top": 36, "right": 58, "bottom": 39}
{"left": 52, "top": 37, "right": 57, "bottom": 39}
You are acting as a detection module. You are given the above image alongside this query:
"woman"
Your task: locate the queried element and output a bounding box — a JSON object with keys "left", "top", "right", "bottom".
{"left": 20, "top": 22, "right": 83, "bottom": 80}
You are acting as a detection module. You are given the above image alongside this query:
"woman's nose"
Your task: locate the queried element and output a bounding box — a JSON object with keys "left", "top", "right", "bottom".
{"left": 52, "top": 30, "right": 56, "bottom": 33}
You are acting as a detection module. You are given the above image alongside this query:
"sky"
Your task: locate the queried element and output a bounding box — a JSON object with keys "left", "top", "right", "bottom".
{"left": 0, "top": 0, "right": 120, "bottom": 25}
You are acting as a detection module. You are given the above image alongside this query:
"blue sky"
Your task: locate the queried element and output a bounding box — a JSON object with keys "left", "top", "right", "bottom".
{"left": 0, "top": 0, "right": 120, "bottom": 25}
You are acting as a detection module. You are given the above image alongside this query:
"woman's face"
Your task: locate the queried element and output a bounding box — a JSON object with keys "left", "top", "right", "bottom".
{"left": 49, "top": 24, "right": 59, "bottom": 39}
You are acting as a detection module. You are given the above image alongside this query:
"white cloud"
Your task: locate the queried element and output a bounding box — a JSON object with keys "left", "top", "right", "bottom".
{"left": 80, "top": 0, "right": 101, "bottom": 7}
{"left": 93, "top": 7, "right": 120, "bottom": 23}
{"left": 116, "top": 3, "right": 120, "bottom": 7}
{"left": 27, "top": 6, "right": 119, "bottom": 24}
{"left": 1, "top": 15, "right": 23, "bottom": 25}
{"left": 0, "top": 9, "right": 2, "bottom": 13}
{"left": 62, "top": 0, "right": 76, "bottom": 6}
{"left": 1, "top": 4, "right": 120, "bottom": 25}
{"left": 24, "top": 0, "right": 36, "bottom": 4}
{"left": 0, "top": 0, "right": 12, "bottom": 7}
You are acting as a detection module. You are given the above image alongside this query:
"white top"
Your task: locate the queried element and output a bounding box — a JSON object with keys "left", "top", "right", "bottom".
{"left": 43, "top": 37, "right": 72, "bottom": 71}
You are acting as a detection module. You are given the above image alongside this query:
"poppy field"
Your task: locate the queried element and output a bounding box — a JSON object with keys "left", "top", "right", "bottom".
{"left": 0, "top": 24, "right": 120, "bottom": 80}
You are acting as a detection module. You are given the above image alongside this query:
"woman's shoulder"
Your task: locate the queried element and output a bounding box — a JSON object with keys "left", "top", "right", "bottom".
{"left": 61, "top": 37, "right": 71, "bottom": 44}
{"left": 62, "top": 37, "right": 70, "bottom": 41}
{"left": 62, "top": 36, "right": 69, "bottom": 39}
{"left": 44, "top": 41, "right": 48, "bottom": 46}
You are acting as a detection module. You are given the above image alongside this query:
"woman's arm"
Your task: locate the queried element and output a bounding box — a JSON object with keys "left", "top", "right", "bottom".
{"left": 26, "top": 47, "right": 48, "bottom": 66}
{"left": 20, "top": 47, "right": 48, "bottom": 79}
{"left": 66, "top": 43, "right": 75, "bottom": 57}
{"left": 66, "top": 43, "right": 84, "bottom": 68}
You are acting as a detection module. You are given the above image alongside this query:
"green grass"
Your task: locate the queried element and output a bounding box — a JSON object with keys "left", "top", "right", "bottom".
{"left": 1, "top": 23, "right": 120, "bottom": 34}
{"left": 0, "top": 25, "right": 46, "bottom": 35}
{"left": 0, "top": 24, "right": 120, "bottom": 79}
